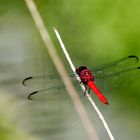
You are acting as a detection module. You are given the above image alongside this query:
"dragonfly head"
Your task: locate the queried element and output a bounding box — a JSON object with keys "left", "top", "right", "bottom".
{"left": 76, "top": 66, "right": 87, "bottom": 75}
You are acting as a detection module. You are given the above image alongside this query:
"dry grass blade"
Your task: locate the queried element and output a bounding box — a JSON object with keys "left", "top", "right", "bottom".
{"left": 24, "top": 0, "right": 99, "bottom": 140}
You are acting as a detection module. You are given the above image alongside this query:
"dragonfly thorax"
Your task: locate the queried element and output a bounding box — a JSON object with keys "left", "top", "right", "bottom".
{"left": 76, "top": 66, "right": 94, "bottom": 84}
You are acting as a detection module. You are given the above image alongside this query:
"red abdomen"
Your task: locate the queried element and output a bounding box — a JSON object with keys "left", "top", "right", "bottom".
{"left": 87, "top": 81, "right": 109, "bottom": 105}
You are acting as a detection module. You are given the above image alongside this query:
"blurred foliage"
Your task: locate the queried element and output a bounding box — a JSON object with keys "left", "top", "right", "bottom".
{"left": 0, "top": 0, "right": 140, "bottom": 140}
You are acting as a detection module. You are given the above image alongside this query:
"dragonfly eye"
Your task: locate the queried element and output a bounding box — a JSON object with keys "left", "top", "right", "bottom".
{"left": 76, "top": 66, "right": 87, "bottom": 74}
{"left": 79, "top": 66, "right": 87, "bottom": 72}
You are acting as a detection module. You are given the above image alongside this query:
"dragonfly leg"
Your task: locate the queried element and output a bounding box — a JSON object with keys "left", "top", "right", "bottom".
{"left": 79, "top": 81, "right": 89, "bottom": 95}
{"left": 88, "top": 88, "right": 90, "bottom": 94}
{"left": 84, "top": 85, "right": 88, "bottom": 96}
{"left": 79, "top": 81, "right": 86, "bottom": 96}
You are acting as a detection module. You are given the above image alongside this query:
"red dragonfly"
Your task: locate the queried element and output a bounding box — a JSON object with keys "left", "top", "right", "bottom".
{"left": 23, "top": 55, "right": 140, "bottom": 105}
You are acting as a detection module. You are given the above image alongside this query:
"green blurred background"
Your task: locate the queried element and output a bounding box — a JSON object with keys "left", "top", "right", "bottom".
{"left": 0, "top": 0, "right": 140, "bottom": 140}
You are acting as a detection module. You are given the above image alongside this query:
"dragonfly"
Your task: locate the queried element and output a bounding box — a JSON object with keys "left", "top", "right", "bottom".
{"left": 23, "top": 55, "right": 140, "bottom": 105}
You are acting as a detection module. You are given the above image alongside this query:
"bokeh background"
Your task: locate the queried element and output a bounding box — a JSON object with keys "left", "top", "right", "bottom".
{"left": 0, "top": 0, "right": 140, "bottom": 140}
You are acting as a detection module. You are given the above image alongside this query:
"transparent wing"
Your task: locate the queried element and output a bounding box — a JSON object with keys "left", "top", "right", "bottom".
{"left": 22, "top": 73, "right": 77, "bottom": 90}
{"left": 22, "top": 74, "right": 79, "bottom": 101}
{"left": 27, "top": 85, "right": 70, "bottom": 101}
{"left": 94, "top": 66, "right": 140, "bottom": 91}
{"left": 23, "top": 75, "right": 62, "bottom": 90}
{"left": 91, "top": 55, "right": 139, "bottom": 80}
{"left": 91, "top": 55, "right": 140, "bottom": 91}
{"left": 94, "top": 66, "right": 140, "bottom": 80}
{"left": 23, "top": 55, "right": 140, "bottom": 100}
